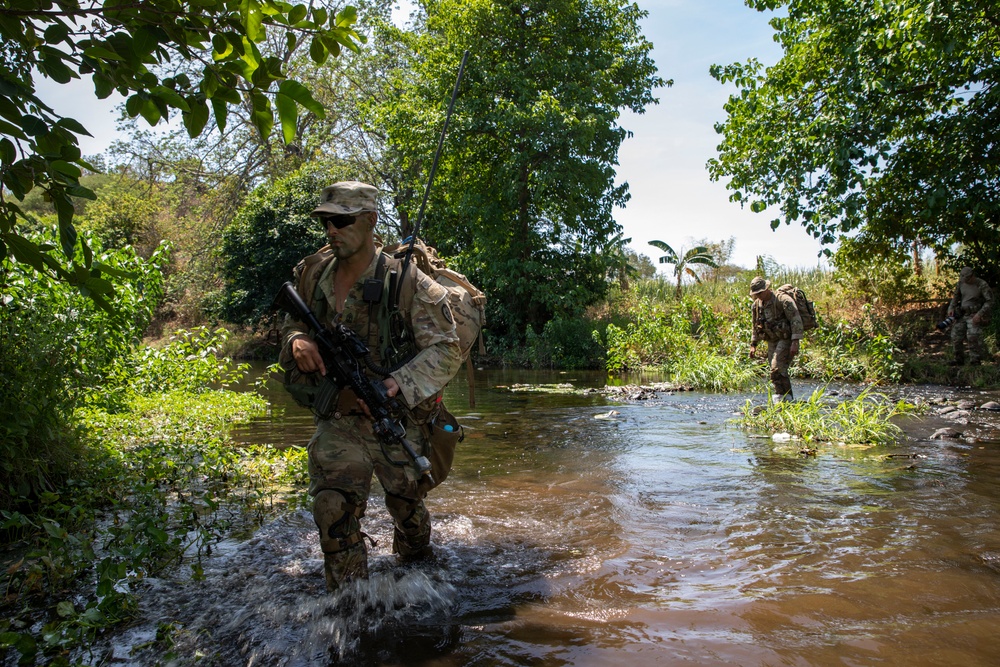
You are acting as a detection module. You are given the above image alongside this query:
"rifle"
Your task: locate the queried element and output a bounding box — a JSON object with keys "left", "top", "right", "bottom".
{"left": 272, "top": 281, "right": 434, "bottom": 483}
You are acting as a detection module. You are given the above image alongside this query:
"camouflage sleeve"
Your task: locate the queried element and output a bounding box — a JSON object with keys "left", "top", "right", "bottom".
{"left": 750, "top": 301, "right": 761, "bottom": 345}
{"left": 278, "top": 261, "right": 311, "bottom": 370}
{"left": 947, "top": 283, "right": 961, "bottom": 315}
{"left": 279, "top": 313, "right": 311, "bottom": 371}
{"left": 979, "top": 280, "right": 994, "bottom": 318}
{"left": 780, "top": 293, "right": 804, "bottom": 340}
{"left": 390, "top": 272, "right": 463, "bottom": 408}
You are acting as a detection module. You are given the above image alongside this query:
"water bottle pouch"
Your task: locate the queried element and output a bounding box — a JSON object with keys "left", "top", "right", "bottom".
{"left": 423, "top": 405, "right": 462, "bottom": 489}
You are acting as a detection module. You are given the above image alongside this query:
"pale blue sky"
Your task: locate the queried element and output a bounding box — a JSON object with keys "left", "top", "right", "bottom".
{"left": 38, "top": 0, "right": 829, "bottom": 271}
{"left": 616, "top": 0, "right": 828, "bottom": 270}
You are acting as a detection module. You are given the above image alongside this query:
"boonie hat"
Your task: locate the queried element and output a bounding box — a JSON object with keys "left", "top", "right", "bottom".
{"left": 959, "top": 266, "right": 974, "bottom": 279}
{"left": 312, "top": 181, "right": 378, "bottom": 216}
{"left": 749, "top": 276, "right": 770, "bottom": 295}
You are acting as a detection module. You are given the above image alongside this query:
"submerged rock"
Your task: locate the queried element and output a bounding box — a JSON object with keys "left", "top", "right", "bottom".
{"left": 980, "top": 401, "right": 1000, "bottom": 411}
{"left": 930, "top": 428, "right": 962, "bottom": 440}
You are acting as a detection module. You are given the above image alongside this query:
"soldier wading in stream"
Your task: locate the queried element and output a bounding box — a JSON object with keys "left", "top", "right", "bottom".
{"left": 749, "top": 276, "right": 804, "bottom": 401}
{"left": 279, "top": 181, "right": 463, "bottom": 591}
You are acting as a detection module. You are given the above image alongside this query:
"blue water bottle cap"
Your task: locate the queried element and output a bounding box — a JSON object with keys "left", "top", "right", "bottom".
{"left": 443, "top": 424, "right": 454, "bottom": 432}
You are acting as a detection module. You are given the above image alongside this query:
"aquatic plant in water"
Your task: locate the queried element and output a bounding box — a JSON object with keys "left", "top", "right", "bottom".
{"left": 737, "top": 386, "right": 918, "bottom": 446}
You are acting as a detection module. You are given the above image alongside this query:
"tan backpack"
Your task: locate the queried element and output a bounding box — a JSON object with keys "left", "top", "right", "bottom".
{"left": 383, "top": 239, "right": 486, "bottom": 359}
{"left": 776, "top": 284, "right": 818, "bottom": 332}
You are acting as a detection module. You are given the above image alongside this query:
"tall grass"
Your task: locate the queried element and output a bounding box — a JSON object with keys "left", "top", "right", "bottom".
{"left": 670, "top": 347, "right": 763, "bottom": 391}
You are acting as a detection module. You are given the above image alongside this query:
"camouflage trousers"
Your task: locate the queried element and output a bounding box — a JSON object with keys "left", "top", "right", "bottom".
{"left": 307, "top": 413, "right": 433, "bottom": 592}
{"left": 764, "top": 338, "right": 794, "bottom": 400}
{"left": 951, "top": 315, "right": 986, "bottom": 364}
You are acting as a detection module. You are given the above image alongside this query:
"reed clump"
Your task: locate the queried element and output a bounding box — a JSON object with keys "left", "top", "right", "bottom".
{"left": 737, "top": 387, "right": 920, "bottom": 446}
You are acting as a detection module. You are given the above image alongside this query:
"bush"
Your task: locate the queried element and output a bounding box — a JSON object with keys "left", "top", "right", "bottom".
{"left": 0, "top": 232, "right": 168, "bottom": 508}
{"left": 219, "top": 168, "right": 345, "bottom": 327}
{"left": 526, "top": 317, "right": 606, "bottom": 369}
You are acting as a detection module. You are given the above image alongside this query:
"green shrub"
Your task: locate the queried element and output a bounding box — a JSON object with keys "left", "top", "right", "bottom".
{"left": 0, "top": 232, "right": 168, "bottom": 507}
{"left": 219, "top": 168, "right": 344, "bottom": 327}
{"left": 526, "top": 317, "right": 606, "bottom": 369}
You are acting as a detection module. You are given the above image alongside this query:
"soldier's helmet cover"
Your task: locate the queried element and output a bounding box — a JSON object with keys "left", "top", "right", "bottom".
{"left": 959, "top": 266, "right": 974, "bottom": 279}
{"left": 312, "top": 181, "right": 378, "bottom": 217}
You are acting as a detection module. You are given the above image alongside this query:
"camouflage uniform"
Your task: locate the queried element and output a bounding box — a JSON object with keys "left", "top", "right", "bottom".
{"left": 280, "top": 184, "right": 462, "bottom": 592}
{"left": 947, "top": 267, "right": 994, "bottom": 365}
{"left": 750, "top": 277, "right": 804, "bottom": 400}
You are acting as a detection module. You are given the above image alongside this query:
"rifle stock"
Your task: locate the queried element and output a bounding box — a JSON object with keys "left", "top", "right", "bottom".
{"left": 273, "top": 281, "right": 434, "bottom": 482}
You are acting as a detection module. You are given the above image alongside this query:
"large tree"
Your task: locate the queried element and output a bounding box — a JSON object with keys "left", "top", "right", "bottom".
{"left": 709, "top": 0, "right": 1000, "bottom": 274}
{"left": 373, "top": 0, "right": 665, "bottom": 342}
{"left": 0, "top": 0, "right": 362, "bottom": 306}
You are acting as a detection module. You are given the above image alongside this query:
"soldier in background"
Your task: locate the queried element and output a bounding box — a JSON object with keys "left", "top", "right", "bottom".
{"left": 947, "top": 267, "right": 994, "bottom": 366}
{"left": 749, "top": 276, "right": 803, "bottom": 401}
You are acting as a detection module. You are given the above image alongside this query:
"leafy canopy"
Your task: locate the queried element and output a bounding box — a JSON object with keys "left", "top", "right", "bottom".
{"left": 373, "top": 0, "right": 665, "bottom": 341}
{"left": 0, "top": 0, "right": 362, "bottom": 307}
{"left": 709, "top": 0, "right": 1000, "bottom": 271}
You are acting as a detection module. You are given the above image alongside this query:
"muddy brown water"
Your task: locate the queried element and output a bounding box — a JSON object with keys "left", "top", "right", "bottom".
{"left": 92, "top": 369, "right": 1000, "bottom": 666}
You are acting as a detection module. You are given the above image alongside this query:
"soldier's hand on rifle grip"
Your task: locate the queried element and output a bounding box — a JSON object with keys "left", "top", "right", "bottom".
{"left": 358, "top": 377, "right": 401, "bottom": 420}
{"left": 749, "top": 345, "right": 757, "bottom": 359}
{"left": 291, "top": 335, "right": 327, "bottom": 376}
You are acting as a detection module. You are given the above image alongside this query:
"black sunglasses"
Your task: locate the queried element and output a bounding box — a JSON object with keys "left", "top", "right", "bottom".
{"left": 318, "top": 214, "right": 362, "bottom": 229}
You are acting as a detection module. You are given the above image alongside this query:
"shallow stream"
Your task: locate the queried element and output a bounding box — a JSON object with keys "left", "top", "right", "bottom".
{"left": 94, "top": 369, "right": 1000, "bottom": 666}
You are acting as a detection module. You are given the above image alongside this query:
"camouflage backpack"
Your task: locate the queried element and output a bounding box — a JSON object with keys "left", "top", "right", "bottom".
{"left": 776, "top": 284, "right": 818, "bottom": 332}
{"left": 383, "top": 239, "right": 487, "bottom": 406}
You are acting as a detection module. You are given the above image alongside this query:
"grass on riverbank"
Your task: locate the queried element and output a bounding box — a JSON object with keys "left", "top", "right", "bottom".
{"left": 0, "top": 331, "right": 306, "bottom": 666}
{"left": 737, "top": 387, "right": 921, "bottom": 446}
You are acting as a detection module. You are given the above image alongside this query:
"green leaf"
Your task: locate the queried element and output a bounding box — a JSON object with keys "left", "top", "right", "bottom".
{"left": 288, "top": 4, "right": 307, "bottom": 24}
{"left": 44, "top": 22, "right": 69, "bottom": 44}
{"left": 147, "top": 526, "right": 169, "bottom": 542}
{"left": 139, "top": 98, "right": 162, "bottom": 125}
{"left": 94, "top": 73, "right": 114, "bottom": 99}
{"left": 84, "top": 276, "right": 115, "bottom": 296}
{"left": 82, "top": 45, "right": 123, "bottom": 61}
{"left": 56, "top": 601, "right": 75, "bottom": 618}
{"left": 50, "top": 160, "right": 82, "bottom": 178}
{"left": 55, "top": 117, "right": 92, "bottom": 136}
{"left": 20, "top": 115, "right": 48, "bottom": 136}
{"left": 250, "top": 93, "right": 273, "bottom": 139}
{"left": 183, "top": 98, "right": 210, "bottom": 137}
{"left": 152, "top": 85, "right": 190, "bottom": 111}
{"left": 277, "top": 79, "right": 325, "bottom": 117}
{"left": 125, "top": 94, "right": 144, "bottom": 118}
{"left": 40, "top": 48, "right": 76, "bottom": 83}
{"left": 0, "top": 138, "right": 14, "bottom": 165}
{"left": 212, "top": 34, "right": 234, "bottom": 60}
{"left": 6, "top": 233, "right": 50, "bottom": 273}
{"left": 319, "top": 34, "right": 341, "bottom": 59}
{"left": 243, "top": 0, "right": 265, "bottom": 42}
{"left": 211, "top": 97, "right": 228, "bottom": 132}
{"left": 275, "top": 90, "right": 298, "bottom": 143}
{"left": 335, "top": 6, "right": 357, "bottom": 27}
{"left": 309, "top": 35, "right": 327, "bottom": 64}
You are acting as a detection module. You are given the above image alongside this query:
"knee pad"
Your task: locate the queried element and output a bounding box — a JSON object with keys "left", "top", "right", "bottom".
{"left": 384, "top": 492, "right": 427, "bottom": 534}
{"left": 313, "top": 489, "right": 365, "bottom": 554}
